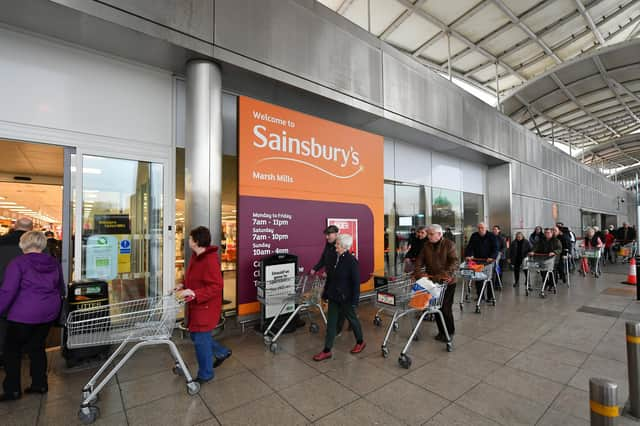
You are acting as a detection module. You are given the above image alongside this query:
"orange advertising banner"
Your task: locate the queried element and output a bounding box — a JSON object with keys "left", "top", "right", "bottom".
{"left": 237, "top": 96, "right": 384, "bottom": 315}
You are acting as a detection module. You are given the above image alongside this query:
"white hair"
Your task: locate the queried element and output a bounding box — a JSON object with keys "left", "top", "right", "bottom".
{"left": 426, "top": 224, "right": 443, "bottom": 234}
{"left": 336, "top": 234, "right": 353, "bottom": 251}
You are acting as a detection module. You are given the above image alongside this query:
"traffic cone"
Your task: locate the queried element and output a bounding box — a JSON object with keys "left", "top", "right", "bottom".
{"left": 622, "top": 257, "right": 637, "bottom": 285}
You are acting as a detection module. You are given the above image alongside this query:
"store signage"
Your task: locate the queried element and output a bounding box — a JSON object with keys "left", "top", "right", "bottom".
{"left": 118, "top": 237, "right": 131, "bottom": 274}
{"left": 263, "top": 261, "right": 296, "bottom": 319}
{"left": 237, "top": 96, "right": 383, "bottom": 316}
{"left": 86, "top": 235, "right": 118, "bottom": 280}
{"left": 327, "top": 218, "right": 358, "bottom": 258}
{"left": 94, "top": 215, "right": 131, "bottom": 234}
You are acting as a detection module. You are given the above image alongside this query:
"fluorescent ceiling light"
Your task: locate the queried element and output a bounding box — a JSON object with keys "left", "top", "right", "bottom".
{"left": 70, "top": 166, "right": 102, "bottom": 175}
{"left": 7, "top": 206, "right": 26, "bottom": 210}
{"left": 0, "top": 202, "right": 17, "bottom": 205}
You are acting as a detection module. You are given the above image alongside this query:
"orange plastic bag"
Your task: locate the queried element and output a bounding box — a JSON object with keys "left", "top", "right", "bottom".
{"left": 409, "top": 292, "right": 431, "bottom": 310}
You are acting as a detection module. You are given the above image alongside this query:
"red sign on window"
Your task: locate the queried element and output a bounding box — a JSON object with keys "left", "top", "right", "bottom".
{"left": 327, "top": 218, "right": 359, "bottom": 258}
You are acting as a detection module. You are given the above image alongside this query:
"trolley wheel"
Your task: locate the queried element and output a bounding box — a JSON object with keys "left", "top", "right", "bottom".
{"left": 373, "top": 316, "right": 382, "bottom": 327}
{"left": 82, "top": 390, "right": 98, "bottom": 404}
{"left": 475, "top": 306, "right": 481, "bottom": 314}
{"left": 392, "top": 322, "right": 399, "bottom": 332}
{"left": 398, "top": 354, "right": 412, "bottom": 369}
{"left": 540, "top": 293, "right": 546, "bottom": 299}
{"left": 525, "top": 290, "right": 529, "bottom": 296}
{"left": 172, "top": 365, "right": 184, "bottom": 377}
{"left": 269, "top": 342, "right": 278, "bottom": 353}
{"left": 446, "top": 342, "right": 453, "bottom": 352}
{"left": 187, "top": 381, "right": 201, "bottom": 396}
{"left": 459, "top": 303, "right": 464, "bottom": 311}
{"left": 309, "top": 323, "right": 320, "bottom": 334}
{"left": 413, "top": 333, "right": 420, "bottom": 342}
{"left": 263, "top": 336, "right": 272, "bottom": 345}
{"left": 381, "top": 347, "right": 389, "bottom": 358}
{"left": 78, "top": 406, "right": 100, "bottom": 425}
{"left": 491, "top": 300, "right": 496, "bottom": 306}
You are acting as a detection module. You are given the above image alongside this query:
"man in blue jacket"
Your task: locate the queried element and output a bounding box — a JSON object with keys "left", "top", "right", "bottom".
{"left": 465, "top": 223, "right": 498, "bottom": 302}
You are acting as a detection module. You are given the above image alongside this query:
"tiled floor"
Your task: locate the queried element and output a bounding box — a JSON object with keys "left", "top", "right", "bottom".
{"left": 2, "top": 263, "right": 640, "bottom": 425}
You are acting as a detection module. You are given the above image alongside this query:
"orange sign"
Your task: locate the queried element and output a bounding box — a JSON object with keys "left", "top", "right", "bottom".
{"left": 238, "top": 96, "right": 384, "bottom": 316}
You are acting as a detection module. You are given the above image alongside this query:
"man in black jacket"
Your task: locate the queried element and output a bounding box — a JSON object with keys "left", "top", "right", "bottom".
{"left": 465, "top": 223, "right": 498, "bottom": 301}
{"left": 617, "top": 222, "right": 636, "bottom": 243}
{"left": 310, "top": 225, "right": 344, "bottom": 334}
{"left": 404, "top": 226, "right": 427, "bottom": 273}
{"left": 553, "top": 226, "right": 571, "bottom": 283}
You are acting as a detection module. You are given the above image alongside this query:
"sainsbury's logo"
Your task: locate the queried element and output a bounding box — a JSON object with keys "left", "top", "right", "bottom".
{"left": 252, "top": 124, "right": 364, "bottom": 179}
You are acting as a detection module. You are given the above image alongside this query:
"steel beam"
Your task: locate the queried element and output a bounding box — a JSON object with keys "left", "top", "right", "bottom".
{"left": 575, "top": 0, "right": 606, "bottom": 45}
{"left": 380, "top": 0, "right": 427, "bottom": 40}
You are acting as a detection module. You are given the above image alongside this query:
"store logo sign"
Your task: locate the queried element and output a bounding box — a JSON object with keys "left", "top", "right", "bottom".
{"left": 252, "top": 122, "right": 363, "bottom": 179}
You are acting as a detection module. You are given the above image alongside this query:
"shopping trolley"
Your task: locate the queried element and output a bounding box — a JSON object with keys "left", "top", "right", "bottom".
{"left": 458, "top": 257, "right": 497, "bottom": 314}
{"left": 377, "top": 279, "right": 452, "bottom": 369}
{"left": 578, "top": 247, "right": 602, "bottom": 278}
{"left": 257, "top": 274, "right": 327, "bottom": 353}
{"left": 66, "top": 295, "right": 198, "bottom": 424}
{"left": 523, "top": 254, "right": 557, "bottom": 297}
{"left": 372, "top": 272, "right": 414, "bottom": 327}
{"left": 615, "top": 241, "right": 637, "bottom": 263}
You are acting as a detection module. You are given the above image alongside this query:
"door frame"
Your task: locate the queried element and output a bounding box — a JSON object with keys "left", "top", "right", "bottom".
{"left": 0, "top": 121, "right": 175, "bottom": 295}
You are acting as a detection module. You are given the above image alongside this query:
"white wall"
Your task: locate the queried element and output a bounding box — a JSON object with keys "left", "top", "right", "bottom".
{"left": 386, "top": 139, "right": 487, "bottom": 196}
{"left": 0, "top": 27, "right": 173, "bottom": 148}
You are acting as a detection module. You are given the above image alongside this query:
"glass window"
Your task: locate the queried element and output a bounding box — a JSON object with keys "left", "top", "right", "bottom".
{"left": 384, "top": 182, "right": 395, "bottom": 276}
{"left": 81, "top": 155, "right": 163, "bottom": 303}
{"left": 221, "top": 154, "right": 237, "bottom": 313}
{"left": 463, "top": 192, "right": 484, "bottom": 250}
{"left": 432, "top": 188, "right": 462, "bottom": 251}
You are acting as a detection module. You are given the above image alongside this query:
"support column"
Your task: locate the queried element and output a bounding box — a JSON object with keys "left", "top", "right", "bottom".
{"left": 185, "top": 60, "right": 223, "bottom": 259}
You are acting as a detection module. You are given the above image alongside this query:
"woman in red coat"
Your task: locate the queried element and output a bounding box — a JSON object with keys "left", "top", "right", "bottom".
{"left": 176, "top": 226, "right": 230, "bottom": 384}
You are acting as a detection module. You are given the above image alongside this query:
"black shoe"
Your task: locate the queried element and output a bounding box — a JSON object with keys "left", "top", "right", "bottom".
{"left": 513, "top": 282, "right": 519, "bottom": 287}
{"left": 194, "top": 377, "right": 212, "bottom": 385}
{"left": 25, "top": 386, "right": 48, "bottom": 395}
{"left": 0, "top": 392, "right": 21, "bottom": 402}
{"left": 213, "top": 350, "right": 232, "bottom": 369}
{"left": 434, "top": 334, "right": 446, "bottom": 341}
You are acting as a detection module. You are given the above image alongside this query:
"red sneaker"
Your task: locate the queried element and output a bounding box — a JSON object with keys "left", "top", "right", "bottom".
{"left": 350, "top": 341, "right": 366, "bottom": 354}
{"left": 313, "top": 351, "right": 333, "bottom": 362}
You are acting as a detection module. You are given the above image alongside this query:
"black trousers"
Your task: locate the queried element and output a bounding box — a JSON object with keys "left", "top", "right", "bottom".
{"left": 475, "top": 280, "right": 494, "bottom": 300}
{"left": 436, "top": 283, "right": 456, "bottom": 336}
{"left": 3, "top": 321, "right": 51, "bottom": 394}
{"left": 513, "top": 263, "right": 527, "bottom": 284}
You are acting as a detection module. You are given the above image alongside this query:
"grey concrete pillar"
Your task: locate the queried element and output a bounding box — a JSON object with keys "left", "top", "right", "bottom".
{"left": 185, "top": 60, "right": 222, "bottom": 259}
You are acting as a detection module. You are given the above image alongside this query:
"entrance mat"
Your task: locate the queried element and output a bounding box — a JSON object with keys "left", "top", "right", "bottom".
{"left": 577, "top": 306, "right": 623, "bottom": 318}
{"left": 602, "top": 287, "right": 636, "bottom": 297}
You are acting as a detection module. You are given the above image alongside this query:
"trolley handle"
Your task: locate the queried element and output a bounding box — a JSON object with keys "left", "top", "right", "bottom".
{"left": 464, "top": 257, "right": 494, "bottom": 264}
{"left": 528, "top": 252, "right": 556, "bottom": 257}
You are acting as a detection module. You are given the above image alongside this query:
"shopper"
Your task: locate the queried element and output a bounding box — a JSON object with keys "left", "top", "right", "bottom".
{"left": 530, "top": 228, "right": 562, "bottom": 289}
{"left": 0, "top": 231, "right": 64, "bottom": 401}
{"left": 529, "top": 226, "right": 543, "bottom": 246}
{"left": 508, "top": 232, "right": 531, "bottom": 287}
{"left": 603, "top": 229, "right": 615, "bottom": 263}
{"left": 465, "top": 223, "right": 498, "bottom": 301}
{"left": 492, "top": 225, "right": 506, "bottom": 288}
{"left": 414, "top": 224, "right": 458, "bottom": 340}
{"left": 176, "top": 226, "right": 230, "bottom": 384}
{"left": 0, "top": 218, "right": 33, "bottom": 283}
{"left": 617, "top": 222, "right": 636, "bottom": 243}
{"left": 404, "top": 226, "right": 427, "bottom": 273}
{"left": 44, "top": 231, "right": 61, "bottom": 261}
{"left": 313, "top": 234, "right": 365, "bottom": 361}
{"left": 553, "top": 226, "right": 571, "bottom": 283}
{"left": 310, "top": 225, "right": 339, "bottom": 275}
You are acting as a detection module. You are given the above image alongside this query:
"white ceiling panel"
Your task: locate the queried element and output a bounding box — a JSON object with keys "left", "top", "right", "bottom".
{"left": 341, "top": 0, "right": 370, "bottom": 31}
{"left": 482, "top": 25, "right": 528, "bottom": 56}
{"left": 421, "top": 0, "right": 482, "bottom": 26}
{"left": 370, "top": 0, "right": 408, "bottom": 36}
{"left": 555, "top": 33, "right": 596, "bottom": 61}
{"left": 318, "top": 0, "right": 343, "bottom": 10}
{"left": 519, "top": 56, "right": 557, "bottom": 80}
{"left": 452, "top": 50, "right": 491, "bottom": 72}
{"left": 502, "top": 43, "right": 544, "bottom": 68}
{"left": 424, "top": 34, "right": 467, "bottom": 63}
{"left": 456, "top": 3, "right": 511, "bottom": 42}
{"left": 385, "top": 13, "right": 442, "bottom": 52}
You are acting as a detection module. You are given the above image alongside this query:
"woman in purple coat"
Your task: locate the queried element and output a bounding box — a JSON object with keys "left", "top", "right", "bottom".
{"left": 0, "top": 231, "right": 64, "bottom": 401}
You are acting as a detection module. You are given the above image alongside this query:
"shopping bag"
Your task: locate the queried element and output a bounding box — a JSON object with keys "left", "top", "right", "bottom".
{"left": 415, "top": 277, "right": 442, "bottom": 298}
{"left": 581, "top": 257, "right": 590, "bottom": 273}
{"left": 409, "top": 291, "right": 431, "bottom": 310}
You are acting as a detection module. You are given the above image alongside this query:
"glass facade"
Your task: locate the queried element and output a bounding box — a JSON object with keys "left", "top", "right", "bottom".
{"left": 81, "top": 155, "right": 164, "bottom": 303}
{"left": 384, "top": 180, "right": 484, "bottom": 276}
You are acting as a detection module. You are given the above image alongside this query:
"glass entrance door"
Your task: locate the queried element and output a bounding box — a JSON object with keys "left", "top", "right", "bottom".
{"left": 79, "top": 155, "right": 164, "bottom": 303}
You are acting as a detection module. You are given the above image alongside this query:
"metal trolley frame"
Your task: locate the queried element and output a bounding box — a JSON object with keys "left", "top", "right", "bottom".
{"left": 372, "top": 272, "right": 414, "bottom": 327}
{"left": 615, "top": 241, "right": 637, "bottom": 264}
{"left": 66, "top": 295, "right": 198, "bottom": 424}
{"left": 578, "top": 247, "right": 603, "bottom": 278}
{"left": 459, "top": 256, "right": 498, "bottom": 314}
{"left": 523, "top": 254, "right": 557, "bottom": 297}
{"left": 257, "top": 274, "right": 327, "bottom": 353}
{"left": 376, "top": 279, "right": 452, "bottom": 369}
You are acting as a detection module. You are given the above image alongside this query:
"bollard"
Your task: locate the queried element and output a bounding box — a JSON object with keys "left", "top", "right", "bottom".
{"left": 636, "top": 257, "right": 640, "bottom": 300}
{"left": 627, "top": 322, "right": 640, "bottom": 418}
{"left": 590, "top": 378, "right": 619, "bottom": 425}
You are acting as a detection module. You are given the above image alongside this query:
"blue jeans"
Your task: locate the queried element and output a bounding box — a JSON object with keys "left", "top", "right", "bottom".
{"left": 190, "top": 331, "right": 230, "bottom": 381}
